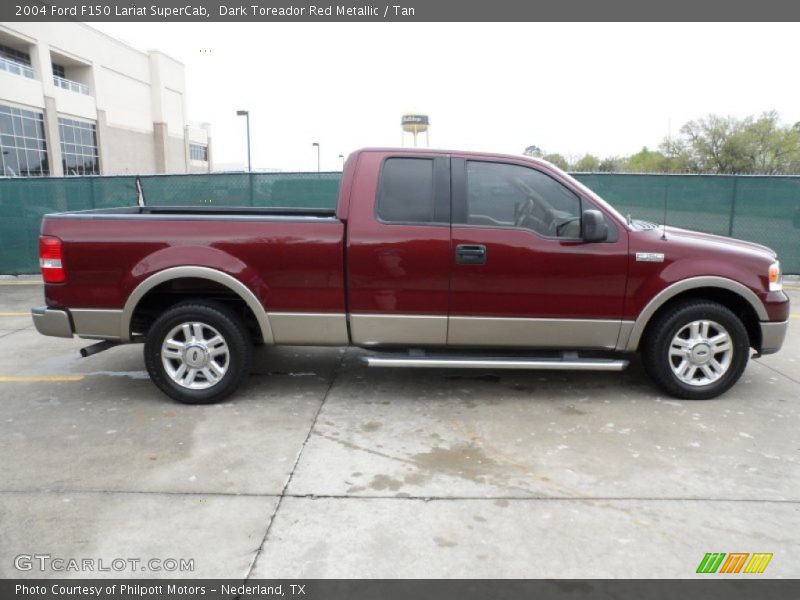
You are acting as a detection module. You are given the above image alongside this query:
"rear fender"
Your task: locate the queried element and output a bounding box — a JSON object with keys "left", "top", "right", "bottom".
{"left": 120, "top": 247, "right": 273, "bottom": 343}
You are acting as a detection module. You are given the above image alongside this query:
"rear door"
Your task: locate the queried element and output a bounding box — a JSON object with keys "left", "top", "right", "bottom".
{"left": 448, "top": 157, "right": 628, "bottom": 349}
{"left": 345, "top": 151, "right": 451, "bottom": 345}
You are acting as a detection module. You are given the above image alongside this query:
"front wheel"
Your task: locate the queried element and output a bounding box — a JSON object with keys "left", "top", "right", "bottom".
{"left": 144, "top": 301, "right": 253, "bottom": 404}
{"left": 641, "top": 300, "right": 750, "bottom": 400}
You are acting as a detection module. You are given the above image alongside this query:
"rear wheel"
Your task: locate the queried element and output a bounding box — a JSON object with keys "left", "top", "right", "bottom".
{"left": 641, "top": 300, "right": 750, "bottom": 400}
{"left": 144, "top": 301, "right": 252, "bottom": 404}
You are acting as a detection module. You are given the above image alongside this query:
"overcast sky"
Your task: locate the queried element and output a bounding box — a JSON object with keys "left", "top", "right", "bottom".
{"left": 93, "top": 22, "right": 800, "bottom": 172}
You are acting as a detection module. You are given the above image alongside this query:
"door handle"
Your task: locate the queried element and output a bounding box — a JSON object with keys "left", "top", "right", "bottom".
{"left": 455, "top": 244, "right": 487, "bottom": 265}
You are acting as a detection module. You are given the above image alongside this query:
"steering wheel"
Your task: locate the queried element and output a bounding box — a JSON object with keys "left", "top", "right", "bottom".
{"left": 515, "top": 198, "right": 535, "bottom": 227}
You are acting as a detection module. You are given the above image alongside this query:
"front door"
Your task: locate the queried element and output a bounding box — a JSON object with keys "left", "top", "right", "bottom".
{"left": 448, "top": 157, "right": 628, "bottom": 349}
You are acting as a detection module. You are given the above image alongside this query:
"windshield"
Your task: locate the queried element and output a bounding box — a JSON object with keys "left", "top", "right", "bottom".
{"left": 539, "top": 159, "right": 629, "bottom": 226}
{"left": 565, "top": 174, "right": 628, "bottom": 226}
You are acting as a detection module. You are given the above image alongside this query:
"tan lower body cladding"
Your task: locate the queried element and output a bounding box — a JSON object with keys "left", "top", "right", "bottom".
{"left": 281, "top": 313, "right": 624, "bottom": 349}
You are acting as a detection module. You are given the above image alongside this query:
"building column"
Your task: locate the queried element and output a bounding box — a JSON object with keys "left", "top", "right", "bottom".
{"left": 183, "top": 125, "right": 190, "bottom": 172}
{"left": 153, "top": 122, "right": 168, "bottom": 173}
{"left": 95, "top": 109, "right": 109, "bottom": 175}
{"left": 43, "top": 96, "right": 63, "bottom": 176}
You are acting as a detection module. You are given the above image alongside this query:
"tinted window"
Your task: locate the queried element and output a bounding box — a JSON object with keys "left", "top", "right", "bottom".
{"left": 376, "top": 158, "right": 437, "bottom": 224}
{"left": 463, "top": 161, "right": 582, "bottom": 238}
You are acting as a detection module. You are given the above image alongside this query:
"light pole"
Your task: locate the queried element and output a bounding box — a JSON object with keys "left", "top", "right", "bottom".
{"left": 338, "top": 154, "right": 345, "bottom": 171}
{"left": 236, "top": 110, "right": 251, "bottom": 172}
{"left": 312, "top": 142, "right": 320, "bottom": 173}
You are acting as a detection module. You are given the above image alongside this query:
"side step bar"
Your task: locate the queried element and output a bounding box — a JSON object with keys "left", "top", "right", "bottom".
{"left": 361, "top": 352, "right": 628, "bottom": 372}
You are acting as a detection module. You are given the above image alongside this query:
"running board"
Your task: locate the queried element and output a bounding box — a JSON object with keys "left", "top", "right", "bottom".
{"left": 361, "top": 352, "right": 628, "bottom": 372}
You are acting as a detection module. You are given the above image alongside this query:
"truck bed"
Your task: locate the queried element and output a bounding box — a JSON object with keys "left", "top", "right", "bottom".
{"left": 41, "top": 205, "right": 346, "bottom": 314}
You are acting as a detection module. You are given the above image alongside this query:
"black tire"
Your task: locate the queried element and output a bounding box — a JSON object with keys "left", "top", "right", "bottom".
{"left": 144, "top": 301, "right": 252, "bottom": 404}
{"left": 640, "top": 300, "right": 750, "bottom": 400}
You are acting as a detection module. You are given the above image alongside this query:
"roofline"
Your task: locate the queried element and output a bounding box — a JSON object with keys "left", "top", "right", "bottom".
{"left": 78, "top": 23, "right": 185, "bottom": 66}
{"left": 352, "top": 147, "right": 545, "bottom": 164}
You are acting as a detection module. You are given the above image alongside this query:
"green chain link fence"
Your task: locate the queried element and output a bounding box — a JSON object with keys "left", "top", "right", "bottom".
{"left": 1, "top": 171, "right": 798, "bottom": 274}
{"left": 573, "top": 173, "right": 800, "bottom": 274}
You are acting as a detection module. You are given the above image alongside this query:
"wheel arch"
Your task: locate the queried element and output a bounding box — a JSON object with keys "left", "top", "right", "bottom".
{"left": 622, "top": 276, "right": 767, "bottom": 352}
{"left": 121, "top": 266, "right": 274, "bottom": 344}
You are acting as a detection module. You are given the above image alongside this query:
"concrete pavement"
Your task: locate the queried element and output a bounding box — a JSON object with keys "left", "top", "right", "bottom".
{"left": 0, "top": 279, "right": 797, "bottom": 578}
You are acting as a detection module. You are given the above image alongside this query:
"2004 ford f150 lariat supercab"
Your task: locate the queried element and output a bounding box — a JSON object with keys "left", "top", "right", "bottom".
{"left": 32, "top": 148, "right": 790, "bottom": 404}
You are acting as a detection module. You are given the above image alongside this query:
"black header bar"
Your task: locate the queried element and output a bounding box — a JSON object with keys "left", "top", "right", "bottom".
{"left": 3, "top": 0, "right": 800, "bottom": 22}
{"left": 3, "top": 579, "right": 800, "bottom": 600}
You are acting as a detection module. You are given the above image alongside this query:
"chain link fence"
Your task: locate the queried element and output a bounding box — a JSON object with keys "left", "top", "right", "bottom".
{"left": 1, "top": 171, "right": 798, "bottom": 274}
{"left": 573, "top": 173, "right": 800, "bottom": 274}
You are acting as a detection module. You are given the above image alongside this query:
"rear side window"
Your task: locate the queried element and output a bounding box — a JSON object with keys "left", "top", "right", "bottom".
{"left": 376, "top": 158, "right": 438, "bottom": 224}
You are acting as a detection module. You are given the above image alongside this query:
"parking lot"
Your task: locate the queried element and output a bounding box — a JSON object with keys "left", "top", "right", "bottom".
{"left": 0, "top": 277, "right": 798, "bottom": 579}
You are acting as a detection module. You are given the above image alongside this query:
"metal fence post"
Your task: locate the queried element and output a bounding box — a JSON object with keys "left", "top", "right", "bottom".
{"left": 727, "top": 176, "right": 739, "bottom": 237}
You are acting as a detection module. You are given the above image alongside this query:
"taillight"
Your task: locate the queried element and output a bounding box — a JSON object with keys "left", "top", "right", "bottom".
{"left": 39, "top": 236, "right": 65, "bottom": 283}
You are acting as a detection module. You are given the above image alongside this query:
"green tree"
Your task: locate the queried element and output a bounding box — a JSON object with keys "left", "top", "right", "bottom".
{"left": 598, "top": 156, "right": 625, "bottom": 172}
{"left": 679, "top": 114, "right": 746, "bottom": 173}
{"left": 523, "top": 145, "right": 544, "bottom": 158}
{"left": 659, "top": 137, "right": 695, "bottom": 172}
{"left": 734, "top": 111, "right": 800, "bottom": 174}
{"left": 542, "top": 153, "right": 569, "bottom": 170}
{"left": 678, "top": 112, "right": 800, "bottom": 174}
{"left": 626, "top": 147, "right": 669, "bottom": 172}
{"left": 572, "top": 154, "right": 600, "bottom": 172}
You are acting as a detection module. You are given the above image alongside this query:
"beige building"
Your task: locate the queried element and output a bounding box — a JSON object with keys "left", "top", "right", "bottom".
{"left": 0, "top": 22, "right": 211, "bottom": 176}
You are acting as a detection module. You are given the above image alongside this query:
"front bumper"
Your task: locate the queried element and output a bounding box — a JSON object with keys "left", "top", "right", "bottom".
{"left": 759, "top": 320, "right": 789, "bottom": 355}
{"left": 31, "top": 306, "right": 73, "bottom": 338}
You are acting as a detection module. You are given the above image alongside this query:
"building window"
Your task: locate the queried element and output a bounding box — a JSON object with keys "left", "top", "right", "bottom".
{"left": 58, "top": 117, "right": 99, "bottom": 175}
{"left": 0, "top": 43, "right": 35, "bottom": 79}
{"left": 189, "top": 143, "right": 208, "bottom": 162}
{"left": 52, "top": 63, "right": 65, "bottom": 78}
{"left": 0, "top": 43, "right": 31, "bottom": 66}
{"left": 0, "top": 104, "right": 49, "bottom": 177}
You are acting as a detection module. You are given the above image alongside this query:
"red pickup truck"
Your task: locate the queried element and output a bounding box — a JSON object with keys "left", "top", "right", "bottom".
{"left": 32, "top": 148, "right": 789, "bottom": 404}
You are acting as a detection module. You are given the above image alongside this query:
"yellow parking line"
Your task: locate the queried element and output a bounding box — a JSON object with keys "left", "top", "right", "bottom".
{"left": 0, "top": 375, "right": 84, "bottom": 382}
{"left": 0, "top": 312, "right": 29, "bottom": 316}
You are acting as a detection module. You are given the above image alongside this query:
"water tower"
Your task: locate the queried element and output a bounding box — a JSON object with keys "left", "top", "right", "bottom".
{"left": 401, "top": 113, "right": 430, "bottom": 147}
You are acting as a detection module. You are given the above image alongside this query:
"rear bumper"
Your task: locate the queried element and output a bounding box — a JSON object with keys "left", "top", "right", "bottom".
{"left": 31, "top": 306, "right": 123, "bottom": 340}
{"left": 31, "top": 306, "right": 73, "bottom": 338}
{"left": 759, "top": 320, "right": 789, "bottom": 355}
